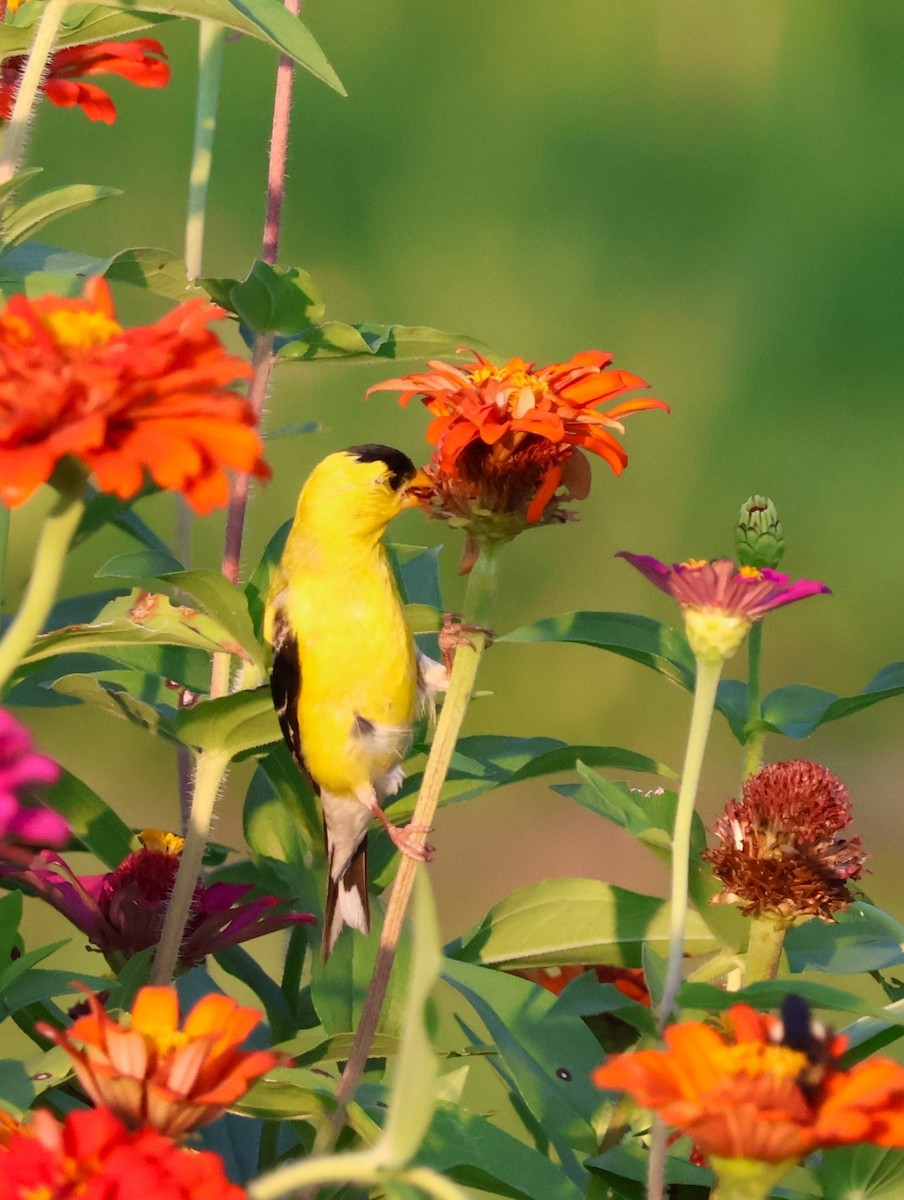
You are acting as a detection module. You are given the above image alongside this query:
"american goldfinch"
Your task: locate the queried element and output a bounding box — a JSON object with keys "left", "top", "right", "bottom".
{"left": 264, "top": 444, "right": 440, "bottom": 959}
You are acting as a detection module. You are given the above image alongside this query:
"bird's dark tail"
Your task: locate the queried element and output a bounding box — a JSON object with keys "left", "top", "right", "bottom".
{"left": 323, "top": 832, "right": 371, "bottom": 961}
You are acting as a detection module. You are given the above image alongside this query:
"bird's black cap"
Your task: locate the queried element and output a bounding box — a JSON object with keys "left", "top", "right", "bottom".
{"left": 346, "top": 444, "right": 416, "bottom": 491}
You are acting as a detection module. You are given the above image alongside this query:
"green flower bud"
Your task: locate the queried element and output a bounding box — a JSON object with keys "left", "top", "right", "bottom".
{"left": 736, "top": 496, "right": 784, "bottom": 570}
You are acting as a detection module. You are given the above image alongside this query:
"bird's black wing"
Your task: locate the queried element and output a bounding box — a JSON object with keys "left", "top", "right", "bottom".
{"left": 269, "top": 607, "right": 318, "bottom": 793}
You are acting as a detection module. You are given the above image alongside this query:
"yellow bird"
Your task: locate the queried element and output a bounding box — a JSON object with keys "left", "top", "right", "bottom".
{"left": 264, "top": 445, "right": 441, "bottom": 959}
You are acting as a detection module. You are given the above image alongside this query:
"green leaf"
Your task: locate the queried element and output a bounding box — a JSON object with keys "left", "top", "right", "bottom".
{"left": 17, "top": 589, "right": 254, "bottom": 672}
{"left": 1, "top": 184, "right": 120, "bottom": 252}
{"left": 0, "top": 242, "right": 199, "bottom": 302}
{"left": 816, "top": 1145, "right": 904, "bottom": 1200}
{"left": 452, "top": 878, "right": 717, "bottom": 969}
{"left": 784, "top": 904, "right": 904, "bottom": 974}
{"left": 678, "top": 980, "right": 904, "bottom": 1025}
{"left": 587, "top": 1142, "right": 712, "bottom": 1193}
{"left": 415, "top": 1103, "right": 586, "bottom": 1200}
{"left": 245, "top": 519, "right": 290, "bottom": 639}
{"left": 759, "top": 663, "right": 904, "bottom": 738}
{"left": 43, "top": 769, "right": 132, "bottom": 869}
{"left": 500, "top": 612, "right": 695, "bottom": 688}
{"left": 442, "top": 958, "right": 602, "bottom": 1168}
{"left": 201, "top": 261, "right": 324, "bottom": 334}
{"left": 0, "top": 892, "right": 22, "bottom": 961}
{"left": 0, "top": 1059, "right": 35, "bottom": 1115}
{"left": 0, "top": 968, "right": 113, "bottom": 1015}
{"left": 276, "top": 321, "right": 480, "bottom": 363}
{"left": 75, "top": 484, "right": 178, "bottom": 554}
{"left": 175, "top": 687, "right": 279, "bottom": 758}
{"left": 96, "top": 559, "right": 263, "bottom": 669}
{"left": 0, "top": 0, "right": 346, "bottom": 93}
{"left": 48, "top": 673, "right": 176, "bottom": 739}
{"left": 215, "top": 945, "right": 296, "bottom": 1042}
{"left": 371, "top": 872, "right": 442, "bottom": 1169}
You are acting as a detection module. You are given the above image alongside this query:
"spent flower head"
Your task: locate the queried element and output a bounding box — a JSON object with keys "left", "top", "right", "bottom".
{"left": 0, "top": 278, "right": 268, "bottom": 512}
{"left": 1, "top": 1106, "right": 247, "bottom": 1199}
{"left": 0, "top": 827, "right": 314, "bottom": 971}
{"left": 0, "top": 708, "right": 65, "bottom": 848}
{"left": 704, "top": 760, "right": 865, "bottom": 925}
{"left": 594, "top": 997, "right": 904, "bottom": 1189}
{"left": 41, "top": 985, "right": 284, "bottom": 1137}
{"left": 617, "top": 552, "right": 830, "bottom": 662}
{"left": 369, "top": 349, "right": 667, "bottom": 570}
{"left": 0, "top": 39, "right": 169, "bottom": 124}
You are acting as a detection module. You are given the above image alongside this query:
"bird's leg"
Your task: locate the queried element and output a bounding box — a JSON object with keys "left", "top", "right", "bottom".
{"left": 363, "top": 794, "right": 435, "bottom": 862}
{"left": 439, "top": 611, "right": 495, "bottom": 674}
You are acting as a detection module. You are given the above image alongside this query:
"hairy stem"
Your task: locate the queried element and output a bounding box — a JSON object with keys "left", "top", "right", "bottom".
{"left": 0, "top": 0, "right": 68, "bottom": 185}
{"left": 657, "top": 656, "right": 723, "bottom": 1030}
{"left": 311, "top": 544, "right": 501, "bottom": 1160}
{"left": 0, "top": 471, "right": 86, "bottom": 695}
{"left": 150, "top": 748, "right": 230, "bottom": 984}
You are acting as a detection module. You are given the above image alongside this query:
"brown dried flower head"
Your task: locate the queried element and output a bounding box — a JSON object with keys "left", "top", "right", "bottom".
{"left": 703, "top": 760, "right": 865, "bottom": 925}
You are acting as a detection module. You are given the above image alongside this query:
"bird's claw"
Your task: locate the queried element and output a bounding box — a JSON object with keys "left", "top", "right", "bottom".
{"left": 388, "top": 822, "right": 436, "bottom": 862}
{"left": 439, "top": 612, "right": 495, "bottom": 673}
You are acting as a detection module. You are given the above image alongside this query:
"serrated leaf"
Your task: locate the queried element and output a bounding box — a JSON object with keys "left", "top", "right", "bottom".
{"left": 500, "top": 611, "right": 696, "bottom": 688}
{"left": 0, "top": 0, "right": 345, "bottom": 93}
{"left": 452, "top": 878, "right": 717, "bottom": 969}
{"left": 276, "top": 321, "right": 479, "bottom": 363}
{"left": 175, "top": 686, "right": 278, "bottom": 757}
{"left": 1, "top": 184, "right": 120, "bottom": 252}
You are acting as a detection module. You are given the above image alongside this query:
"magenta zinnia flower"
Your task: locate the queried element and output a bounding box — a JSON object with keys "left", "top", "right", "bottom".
{"left": 0, "top": 709, "right": 66, "bottom": 847}
{"left": 0, "top": 829, "right": 314, "bottom": 971}
{"left": 617, "top": 553, "right": 830, "bottom": 662}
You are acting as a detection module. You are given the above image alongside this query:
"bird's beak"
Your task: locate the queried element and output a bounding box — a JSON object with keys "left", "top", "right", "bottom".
{"left": 400, "top": 468, "right": 435, "bottom": 509}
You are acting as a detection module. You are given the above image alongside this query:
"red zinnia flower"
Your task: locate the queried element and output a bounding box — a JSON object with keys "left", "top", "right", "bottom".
{"left": 0, "top": 278, "right": 268, "bottom": 512}
{"left": 368, "top": 350, "right": 666, "bottom": 558}
{"left": 2, "top": 1106, "right": 247, "bottom": 1199}
{"left": 0, "top": 39, "right": 169, "bottom": 124}
{"left": 594, "top": 1002, "right": 904, "bottom": 1166}
{"left": 41, "top": 986, "right": 285, "bottom": 1137}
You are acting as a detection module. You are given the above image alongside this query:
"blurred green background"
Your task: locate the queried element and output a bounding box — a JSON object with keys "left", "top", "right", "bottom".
{"left": 8, "top": 0, "right": 904, "bottom": 961}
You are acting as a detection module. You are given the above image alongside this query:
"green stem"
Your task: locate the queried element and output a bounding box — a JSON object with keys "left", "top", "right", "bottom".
{"left": 184, "top": 21, "right": 224, "bottom": 282}
{"left": 0, "top": 505, "right": 9, "bottom": 614}
{"left": 257, "top": 1117, "right": 282, "bottom": 1173}
{"left": 0, "top": 475, "right": 86, "bottom": 695}
{"left": 280, "top": 922, "right": 307, "bottom": 1016}
{"left": 309, "top": 543, "right": 502, "bottom": 1162}
{"left": 742, "top": 621, "right": 764, "bottom": 779}
{"left": 150, "top": 748, "right": 230, "bottom": 984}
{"left": 250, "top": 1159, "right": 469, "bottom": 1200}
{"left": 0, "top": 0, "right": 69, "bottom": 185}
{"left": 658, "top": 656, "right": 723, "bottom": 1030}
{"left": 743, "top": 914, "right": 786, "bottom": 984}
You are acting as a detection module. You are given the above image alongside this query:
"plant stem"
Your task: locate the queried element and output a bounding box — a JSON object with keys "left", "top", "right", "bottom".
{"left": 657, "top": 656, "right": 723, "bottom": 1031}
{"left": 743, "top": 914, "right": 786, "bottom": 984}
{"left": 250, "top": 1158, "right": 469, "bottom": 1200}
{"left": 184, "top": 21, "right": 224, "bottom": 283}
{"left": 742, "top": 621, "right": 764, "bottom": 779}
{"left": 150, "top": 748, "right": 230, "bottom": 984}
{"left": 311, "top": 544, "right": 501, "bottom": 1159}
{"left": 0, "top": 505, "right": 9, "bottom": 614}
{"left": 0, "top": 473, "right": 86, "bottom": 695}
{"left": 0, "top": 0, "right": 68, "bottom": 185}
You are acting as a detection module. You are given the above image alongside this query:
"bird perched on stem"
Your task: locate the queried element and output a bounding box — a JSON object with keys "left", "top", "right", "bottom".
{"left": 264, "top": 445, "right": 441, "bottom": 959}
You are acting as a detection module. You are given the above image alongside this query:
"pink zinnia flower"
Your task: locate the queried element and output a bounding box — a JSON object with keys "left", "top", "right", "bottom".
{"left": 0, "top": 709, "right": 65, "bottom": 847}
{"left": 618, "top": 553, "right": 830, "bottom": 662}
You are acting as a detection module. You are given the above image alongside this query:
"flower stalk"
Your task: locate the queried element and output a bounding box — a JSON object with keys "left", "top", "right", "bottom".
{"left": 0, "top": 0, "right": 69, "bottom": 184}
{"left": 312, "top": 542, "right": 501, "bottom": 1157}
{"left": 658, "top": 655, "right": 723, "bottom": 1029}
{"left": 743, "top": 914, "right": 786, "bottom": 984}
{"left": 150, "top": 748, "right": 230, "bottom": 984}
{"left": 0, "top": 464, "right": 86, "bottom": 694}
{"left": 742, "top": 621, "right": 764, "bottom": 779}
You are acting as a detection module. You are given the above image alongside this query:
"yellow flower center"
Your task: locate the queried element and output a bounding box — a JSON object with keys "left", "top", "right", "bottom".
{"left": 471, "top": 364, "right": 547, "bottom": 394}
{"left": 138, "top": 829, "right": 185, "bottom": 855}
{"left": 715, "top": 1040, "right": 807, "bottom": 1083}
{"left": 40, "top": 309, "right": 122, "bottom": 350}
{"left": 680, "top": 558, "right": 710, "bottom": 570}
{"left": 739, "top": 565, "right": 765, "bottom": 580}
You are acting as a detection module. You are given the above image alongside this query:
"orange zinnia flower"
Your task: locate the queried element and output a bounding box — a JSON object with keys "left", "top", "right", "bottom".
{"left": 41, "top": 986, "right": 284, "bottom": 1138}
{"left": 0, "top": 278, "right": 268, "bottom": 512}
{"left": 368, "top": 350, "right": 667, "bottom": 541}
{"left": 594, "top": 1001, "right": 904, "bottom": 1166}
{"left": 0, "top": 39, "right": 169, "bottom": 124}
{"left": 2, "top": 1107, "right": 247, "bottom": 1200}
